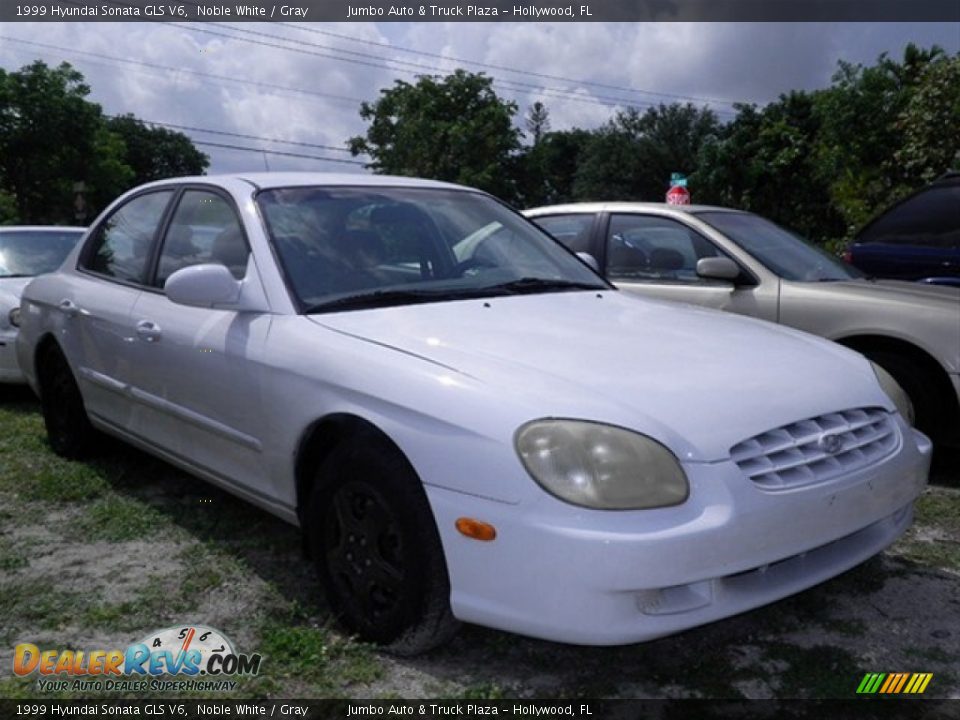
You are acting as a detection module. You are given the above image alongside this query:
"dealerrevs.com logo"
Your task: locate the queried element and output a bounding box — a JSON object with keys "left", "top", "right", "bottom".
{"left": 14, "top": 625, "right": 262, "bottom": 693}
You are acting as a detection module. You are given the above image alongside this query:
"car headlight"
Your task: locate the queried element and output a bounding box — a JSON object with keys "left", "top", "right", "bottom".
{"left": 871, "top": 361, "right": 914, "bottom": 426}
{"left": 515, "top": 420, "right": 689, "bottom": 510}
{"left": 8, "top": 307, "right": 20, "bottom": 328}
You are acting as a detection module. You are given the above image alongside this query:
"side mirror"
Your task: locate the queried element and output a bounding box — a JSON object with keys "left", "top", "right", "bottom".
{"left": 166, "top": 264, "right": 242, "bottom": 308}
{"left": 576, "top": 252, "right": 600, "bottom": 273}
{"left": 696, "top": 257, "right": 740, "bottom": 282}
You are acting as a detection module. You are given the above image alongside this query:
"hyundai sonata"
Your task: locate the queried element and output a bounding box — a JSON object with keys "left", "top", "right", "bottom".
{"left": 17, "top": 174, "right": 931, "bottom": 653}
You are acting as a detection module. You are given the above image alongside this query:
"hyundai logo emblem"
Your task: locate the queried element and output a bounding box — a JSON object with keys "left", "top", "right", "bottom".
{"left": 818, "top": 433, "right": 845, "bottom": 454}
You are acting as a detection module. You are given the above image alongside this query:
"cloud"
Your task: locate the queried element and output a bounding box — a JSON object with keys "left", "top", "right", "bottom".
{"left": 0, "top": 20, "right": 956, "bottom": 174}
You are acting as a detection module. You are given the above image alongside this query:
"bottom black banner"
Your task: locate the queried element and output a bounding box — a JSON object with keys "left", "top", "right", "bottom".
{"left": 1, "top": 699, "right": 958, "bottom": 720}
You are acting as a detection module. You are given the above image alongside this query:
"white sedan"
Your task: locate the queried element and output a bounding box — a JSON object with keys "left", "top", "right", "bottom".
{"left": 0, "top": 226, "right": 86, "bottom": 382}
{"left": 17, "top": 174, "right": 931, "bottom": 653}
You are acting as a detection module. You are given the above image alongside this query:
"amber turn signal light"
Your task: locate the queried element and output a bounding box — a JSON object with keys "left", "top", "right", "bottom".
{"left": 455, "top": 517, "right": 497, "bottom": 541}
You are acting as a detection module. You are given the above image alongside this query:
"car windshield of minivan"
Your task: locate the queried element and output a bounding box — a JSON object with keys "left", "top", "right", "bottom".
{"left": 696, "top": 211, "right": 862, "bottom": 282}
{"left": 256, "top": 187, "right": 607, "bottom": 312}
{"left": 0, "top": 230, "right": 84, "bottom": 278}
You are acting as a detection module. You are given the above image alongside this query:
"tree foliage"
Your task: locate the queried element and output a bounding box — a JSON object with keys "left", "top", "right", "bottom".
{"left": 0, "top": 61, "right": 208, "bottom": 225}
{"left": 525, "top": 101, "right": 551, "bottom": 145}
{"left": 812, "top": 44, "right": 953, "bottom": 232}
{"left": 575, "top": 103, "right": 721, "bottom": 201}
{"left": 0, "top": 61, "right": 126, "bottom": 223}
{"left": 518, "top": 128, "right": 593, "bottom": 207}
{"left": 348, "top": 70, "right": 522, "bottom": 199}
{"left": 107, "top": 115, "right": 209, "bottom": 186}
{"left": 695, "top": 92, "right": 844, "bottom": 240}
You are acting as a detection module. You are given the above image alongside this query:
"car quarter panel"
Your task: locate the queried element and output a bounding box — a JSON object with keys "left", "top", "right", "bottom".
{"left": 779, "top": 280, "right": 960, "bottom": 375}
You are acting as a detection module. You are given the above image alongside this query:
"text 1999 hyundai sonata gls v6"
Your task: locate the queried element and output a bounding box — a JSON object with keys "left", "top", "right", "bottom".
{"left": 17, "top": 173, "right": 931, "bottom": 653}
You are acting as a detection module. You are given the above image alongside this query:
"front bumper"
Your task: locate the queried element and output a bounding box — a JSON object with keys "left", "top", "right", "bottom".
{"left": 427, "top": 424, "right": 931, "bottom": 645}
{"left": 0, "top": 329, "right": 24, "bottom": 383}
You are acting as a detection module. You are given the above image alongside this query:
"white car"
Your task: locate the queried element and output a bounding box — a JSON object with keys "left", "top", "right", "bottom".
{"left": 0, "top": 226, "right": 86, "bottom": 383}
{"left": 17, "top": 174, "right": 931, "bottom": 652}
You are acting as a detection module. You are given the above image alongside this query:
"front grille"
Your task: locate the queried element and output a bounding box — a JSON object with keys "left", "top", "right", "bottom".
{"left": 730, "top": 407, "right": 898, "bottom": 490}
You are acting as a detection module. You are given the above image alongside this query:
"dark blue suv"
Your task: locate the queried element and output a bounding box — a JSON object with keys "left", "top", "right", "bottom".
{"left": 845, "top": 172, "right": 960, "bottom": 286}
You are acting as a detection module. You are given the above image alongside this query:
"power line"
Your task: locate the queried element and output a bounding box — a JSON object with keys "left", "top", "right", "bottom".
{"left": 191, "top": 140, "right": 367, "bottom": 166}
{"left": 164, "top": 0, "right": 741, "bottom": 107}
{"left": 120, "top": 116, "right": 359, "bottom": 154}
{"left": 275, "top": 21, "right": 742, "bottom": 107}
{"left": 0, "top": 36, "right": 366, "bottom": 107}
{"left": 205, "top": 22, "right": 705, "bottom": 110}
{"left": 3, "top": 28, "right": 737, "bottom": 171}
{"left": 49, "top": 0, "right": 742, "bottom": 117}
{"left": 167, "top": 22, "right": 736, "bottom": 117}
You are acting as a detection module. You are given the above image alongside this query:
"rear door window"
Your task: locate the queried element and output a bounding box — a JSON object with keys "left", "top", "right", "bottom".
{"left": 858, "top": 185, "right": 960, "bottom": 248}
{"left": 530, "top": 214, "right": 597, "bottom": 254}
{"left": 80, "top": 191, "right": 173, "bottom": 284}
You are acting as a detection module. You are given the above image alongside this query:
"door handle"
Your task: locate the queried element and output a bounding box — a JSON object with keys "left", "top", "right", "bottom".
{"left": 136, "top": 320, "right": 162, "bottom": 342}
{"left": 58, "top": 299, "right": 80, "bottom": 317}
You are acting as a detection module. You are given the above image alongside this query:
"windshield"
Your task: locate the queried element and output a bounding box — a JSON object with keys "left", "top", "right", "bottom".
{"left": 256, "top": 186, "right": 607, "bottom": 312}
{"left": 0, "top": 229, "right": 85, "bottom": 278}
{"left": 696, "top": 211, "right": 861, "bottom": 282}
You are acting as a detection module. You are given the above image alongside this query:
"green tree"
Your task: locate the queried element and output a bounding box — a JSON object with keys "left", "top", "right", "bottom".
{"left": 573, "top": 103, "right": 720, "bottom": 202}
{"left": 525, "top": 101, "right": 551, "bottom": 145}
{"left": 516, "top": 128, "right": 593, "bottom": 207}
{"left": 348, "top": 70, "right": 522, "bottom": 199}
{"left": 695, "top": 92, "right": 843, "bottom": 241}
{"left": 813, "top": 44, "right": 952, "bottom": 231}
{"left": 106, "top": 115, "right": 209, "bottom": 185}
{"left": 0, "top": 61, "right": 131, "bottom": 224}
{"left": 895, "top": 55, "right": 960, "bottom": 183}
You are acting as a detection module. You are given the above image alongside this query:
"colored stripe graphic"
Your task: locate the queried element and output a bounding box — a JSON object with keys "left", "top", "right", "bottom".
{"left": 857, "top": 673, "right": 885, "bottom": 694}
{"left": 879, "top": 674, "right": 897, "bottom": 693}
{"left": 857, "top": 672, "right": 932, "bottom": 694}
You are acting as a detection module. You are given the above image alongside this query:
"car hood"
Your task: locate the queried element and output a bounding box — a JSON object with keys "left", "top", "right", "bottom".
{"left": 309, "top": 291, "right": 891, "bottom": 461}
{"left": 0, "top": 277, "right": 30, "bottom": 310}
{"left": 0, "top": 277, "right": 31, "bottom": 296}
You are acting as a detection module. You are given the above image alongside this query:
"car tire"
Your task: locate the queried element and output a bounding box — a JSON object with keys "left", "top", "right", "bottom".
{"left": 307, "top": 435, "right": 459, "bottom": 655}
{"left": 37, "top": 344, "right": 99, "bottom": 459}
{"left": 865, "top": 350, "right": 942, "bottom": 442}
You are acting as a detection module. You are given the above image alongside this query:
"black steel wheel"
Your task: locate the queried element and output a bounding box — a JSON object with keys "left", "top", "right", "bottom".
{"left": 865, "top": 350, "right": 943, "bottom": 443}
{"left": 308, "top": 435, "right": 458, "bottom": 654}
{"left": 37, "top": 344, "right": 99, "bottom": 459}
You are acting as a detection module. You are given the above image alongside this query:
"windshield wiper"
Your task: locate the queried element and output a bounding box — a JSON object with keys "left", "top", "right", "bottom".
{"left": 483, "top": 277, "right": 607, "bottom": 294}
{"left": 304, "top": 288, "right": 480, "bottom": 313}
{"left": 0, "top": 274, "right": 32, "bottom": 279}
{"left": 304, "top": 278, "right": 607, "bottom": 313}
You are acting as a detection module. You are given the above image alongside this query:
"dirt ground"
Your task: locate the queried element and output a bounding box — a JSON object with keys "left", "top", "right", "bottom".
{"left": 1, "top": 385, "right": 958, "bottom": 700}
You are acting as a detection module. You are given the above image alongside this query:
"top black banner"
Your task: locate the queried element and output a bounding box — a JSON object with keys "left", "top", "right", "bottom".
{"left": 2, "top": 0, "right": 959, "bottom": 22}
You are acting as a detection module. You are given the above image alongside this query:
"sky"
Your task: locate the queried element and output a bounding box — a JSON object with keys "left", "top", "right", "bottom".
{"left": 0, "top": 21, "right": 957, "bottom": 174}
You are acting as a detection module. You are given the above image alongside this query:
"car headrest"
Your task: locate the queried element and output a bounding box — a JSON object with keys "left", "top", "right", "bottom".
{"left": 650, "top": 247, "right": 685, "bottom": 271}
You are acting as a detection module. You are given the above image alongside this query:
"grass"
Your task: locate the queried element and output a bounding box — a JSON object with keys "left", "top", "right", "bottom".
{"left": 0, "top": 535, "right": 28, "bottom": 571}
{"left": 257, "top": 622, "right": 383, "bottom": 692}
{"left": 73, "top": 495, "right": 167, "bottom": 543}
{"left": 893, "top": 487, "right": 960, "bottom": 570}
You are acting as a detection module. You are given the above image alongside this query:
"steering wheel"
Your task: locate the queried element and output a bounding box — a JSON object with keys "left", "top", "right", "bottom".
{"left": 452, "top": 256, "right": 498, "bottom": 277}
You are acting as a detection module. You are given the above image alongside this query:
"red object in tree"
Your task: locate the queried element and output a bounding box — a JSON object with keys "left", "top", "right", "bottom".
{"left": 666, "top": 185, "right": 691, "bottom": 205}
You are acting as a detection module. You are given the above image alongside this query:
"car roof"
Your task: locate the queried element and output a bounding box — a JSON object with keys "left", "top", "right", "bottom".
{"left": 138, "top": 172, "right": 475, "bottom": 193}
{"left": 524, "top": 202, "right": 744, "bottom": 215}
